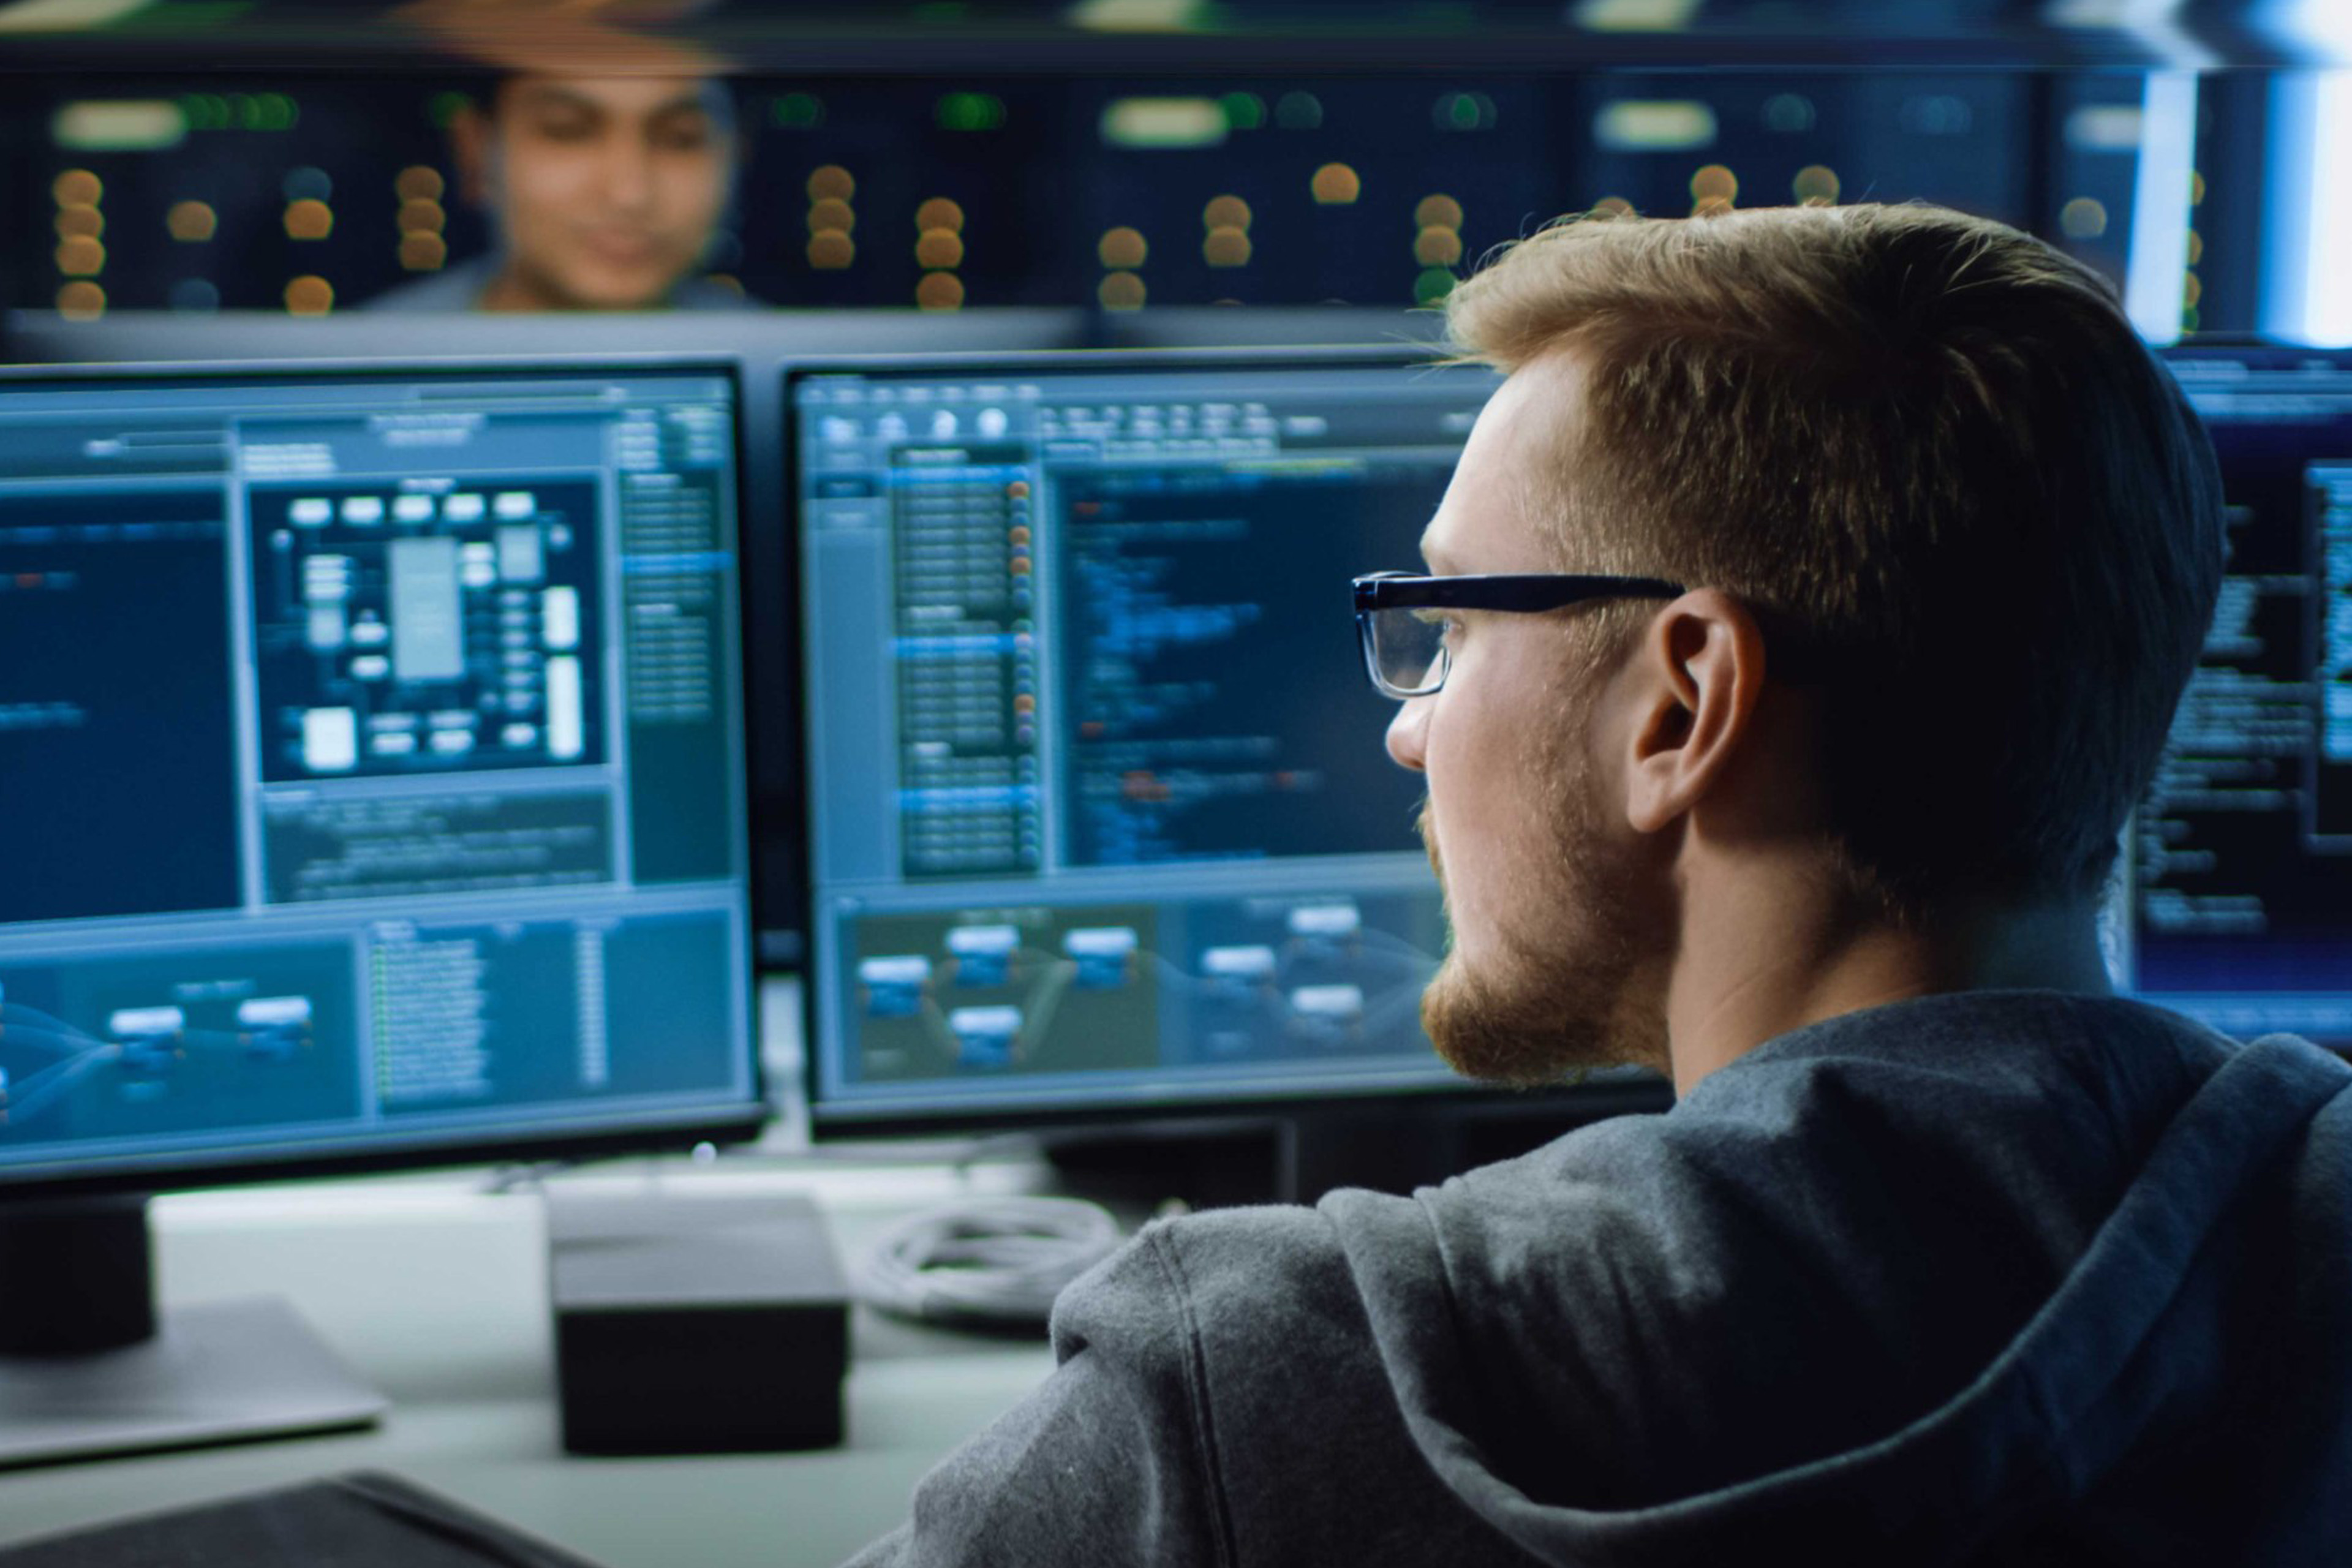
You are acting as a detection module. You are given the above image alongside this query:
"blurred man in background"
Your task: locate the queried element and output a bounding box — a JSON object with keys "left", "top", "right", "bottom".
{"left": 369, "top": 72, "right": 747, "bottom": 311}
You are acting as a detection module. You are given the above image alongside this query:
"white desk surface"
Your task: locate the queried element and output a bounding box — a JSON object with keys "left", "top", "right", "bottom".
{"left": 0, "top": 1156, "right": 1066, "bottom": 1567}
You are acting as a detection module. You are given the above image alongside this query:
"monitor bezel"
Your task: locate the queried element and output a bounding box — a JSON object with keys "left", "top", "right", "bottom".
{"left": 785, "top": 344, "right": 1665, "bottom": 1137}
{"left": 0, "top": 353, "right": 767, "bottom": 1201}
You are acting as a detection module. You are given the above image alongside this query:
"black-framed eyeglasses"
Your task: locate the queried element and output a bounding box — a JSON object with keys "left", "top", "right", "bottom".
{"left": 1351, "top": 570, "right": 1686, "bottom": 699}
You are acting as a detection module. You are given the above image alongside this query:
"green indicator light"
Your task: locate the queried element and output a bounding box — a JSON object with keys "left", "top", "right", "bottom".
{"left": 225, "top": 92, "right": 294, "bottom": 132}
{"left": 180, "top": 92, "right": 230, "bottom": 131}
{"left": 1414, "top": 267, "right": 1457, "bottom": 305}
{"left": 1434, "top": 92, "right": 1495, "bottom": 132}
{"left": 1221, "top": 92, "right": 1265, "bottom": 131}
{"left": 772, "top": 92, "right": 824, "bottom": 129}
{"left": 427, "top": 91, "right": 469, "bottom": 130}
{"left": 223, "top": 92, "right": 296, "bottom": 131}
{"left": 936, "top": 92, "right": 1008, "bottom": 132}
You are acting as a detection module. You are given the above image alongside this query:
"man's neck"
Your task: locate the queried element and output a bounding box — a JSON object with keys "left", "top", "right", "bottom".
{"left": 1661, "top": 860, "right": 2114, "bottom": 1095}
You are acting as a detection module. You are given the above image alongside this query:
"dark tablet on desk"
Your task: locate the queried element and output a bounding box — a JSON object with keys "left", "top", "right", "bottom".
{"left": 0, "top": 1470, "right": 608, "bottom": 1568}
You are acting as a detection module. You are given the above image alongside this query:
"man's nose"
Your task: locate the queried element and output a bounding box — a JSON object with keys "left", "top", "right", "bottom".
{"left": 1385, "top": 696, "right": 1430, "bottom": 772}
{"left": 602, "top": 135, "right": 657, "bottom": 208}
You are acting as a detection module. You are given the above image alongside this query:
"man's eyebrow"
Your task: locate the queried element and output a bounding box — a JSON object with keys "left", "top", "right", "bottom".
{"left": 514, "top": 85, "right": 603, "bottom": 117}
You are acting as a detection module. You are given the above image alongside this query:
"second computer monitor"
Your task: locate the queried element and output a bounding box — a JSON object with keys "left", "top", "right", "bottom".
{"left": 793, "top": 352, "right": 1501, "bottom": 1128}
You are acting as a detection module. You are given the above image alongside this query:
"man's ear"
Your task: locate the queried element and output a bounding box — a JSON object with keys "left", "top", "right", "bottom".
{"left": 448, "top": 102, "right": 494, "bottom": 208}
{"left": 1623, "top": 589, "right": 1768, "bottom": 836}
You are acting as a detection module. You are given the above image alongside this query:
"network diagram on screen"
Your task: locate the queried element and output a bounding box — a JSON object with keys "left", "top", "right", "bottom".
{"left": 795, "top": 358, "right": 1505, "bottom": 1121}
{"left": 0, "top": 368, "right": 755, "bottom": 1179}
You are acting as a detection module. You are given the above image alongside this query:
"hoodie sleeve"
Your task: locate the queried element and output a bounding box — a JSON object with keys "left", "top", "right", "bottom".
{"left": 843, "top": 1203, "right": 1532, "bottom": 1568}
{"left": 839, "top": 1223, "right": 1237, "bottom": 1568}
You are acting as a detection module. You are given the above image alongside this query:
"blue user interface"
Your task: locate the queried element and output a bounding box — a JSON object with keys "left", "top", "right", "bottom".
{"left": 0, "top": 368, "right": 756, "bottom": 1182}
{"left": 2131, "top": 345, "right": 2352, "bottom": 1044}
{"left": 795, "top": 356, "right": 1506, "bottom": 1123}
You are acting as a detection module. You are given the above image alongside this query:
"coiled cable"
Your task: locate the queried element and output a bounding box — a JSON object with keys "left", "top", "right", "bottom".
{"left": 857, "top": 1196, "right": 1124, "bottom": 1330}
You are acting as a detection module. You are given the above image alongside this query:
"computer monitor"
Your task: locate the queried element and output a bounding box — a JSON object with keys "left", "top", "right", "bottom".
{"left": 790, "top": 348, "right": 1586, "bottom": 1138}
{"left": 2127, "top": 342, "right": 2352, "bottom": 1046}
{"left": 0, "top": 360, "right": 758, "bottom": 1463}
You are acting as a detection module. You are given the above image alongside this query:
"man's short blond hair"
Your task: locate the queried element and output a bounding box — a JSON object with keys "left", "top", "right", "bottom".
{"left": 1444, "top": 203, "right": 2223, "bottom": 914}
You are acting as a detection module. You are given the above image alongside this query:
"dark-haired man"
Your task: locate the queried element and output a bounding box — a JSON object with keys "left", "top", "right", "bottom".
{"left": 369, "top": 74, "right": 746, "bottom": 312}
{"left": 848, "top": 204, "right": 2352, "bottom": 1565}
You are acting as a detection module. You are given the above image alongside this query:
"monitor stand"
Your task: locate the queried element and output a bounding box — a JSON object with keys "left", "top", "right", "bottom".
{"left": 0, "top": 1196, "right": 387, "bottom": 1469}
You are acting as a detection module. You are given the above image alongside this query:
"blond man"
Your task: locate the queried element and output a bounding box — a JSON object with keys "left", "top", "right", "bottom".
{"left": 850, "top": 204, "right": 2352, "bottom": 1566}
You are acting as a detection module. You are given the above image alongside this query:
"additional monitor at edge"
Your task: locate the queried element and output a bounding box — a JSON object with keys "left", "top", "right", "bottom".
{"left": 793, "top": 351, "right": 1529, "bottom": 1129}
{"left": 0, "top": 362, "right": 760, "bottom": 1192}
{"left": 2130, "top": 343, "right": 2352, "bottom": 1046}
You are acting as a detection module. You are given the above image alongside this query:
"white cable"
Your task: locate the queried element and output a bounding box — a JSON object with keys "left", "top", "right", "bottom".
{"left": 857, "top": 1196, "right": 1123, "bottom": 1330}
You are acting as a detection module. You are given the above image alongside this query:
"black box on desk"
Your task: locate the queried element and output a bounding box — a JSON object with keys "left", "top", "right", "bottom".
{"left": 547, "top": 1191, "right": 848, "bottom": 1455}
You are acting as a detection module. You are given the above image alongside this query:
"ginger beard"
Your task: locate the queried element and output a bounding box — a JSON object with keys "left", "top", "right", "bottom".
{"left": 1415, "top": 702, "right": 1668, "bottom": 1087}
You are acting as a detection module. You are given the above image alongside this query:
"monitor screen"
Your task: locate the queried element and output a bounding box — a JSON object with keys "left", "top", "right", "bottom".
{"left": 0, "top": 363, "right": 758, "bottom": 1188}
{"left": 2130, "top": 344, "right": 2352, "bottom": 1044}
{"left": 793, "top": 352, "right": 1518, "bottom": 1127}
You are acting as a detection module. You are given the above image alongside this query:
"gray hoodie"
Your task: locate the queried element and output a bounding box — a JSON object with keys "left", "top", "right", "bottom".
{"left": 847, "top": 992, "right": 2352, "bottom": 1565}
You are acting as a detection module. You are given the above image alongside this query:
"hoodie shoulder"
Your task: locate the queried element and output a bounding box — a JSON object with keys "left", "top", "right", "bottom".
{"left": 1398, "top": 996, "right": 2239, "bottom": 1512}
{"left": 1065, "top": 1204, "right": 1534, "bottom": 1567}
